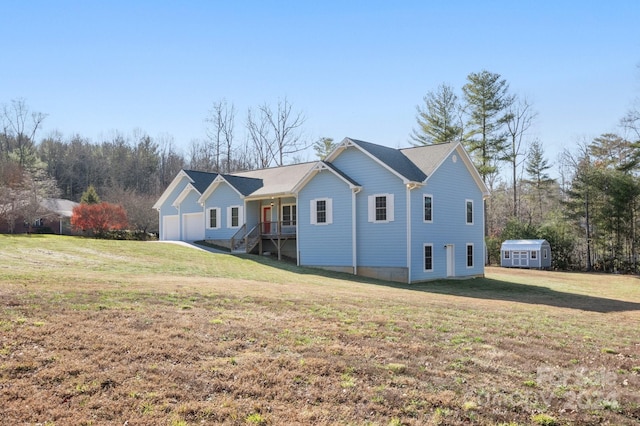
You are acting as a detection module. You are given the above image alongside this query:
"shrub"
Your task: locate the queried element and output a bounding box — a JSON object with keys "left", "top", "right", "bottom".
{"left": 71, "top": 202, "right": 128, "bottom": 237}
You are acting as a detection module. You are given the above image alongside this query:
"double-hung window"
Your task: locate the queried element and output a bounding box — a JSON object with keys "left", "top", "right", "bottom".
{"left": 226, "top": 205, "right": 243, "bottom": 228}
{"left": 310, "top": 198, "right": 332, "bottom": 225}
{"left": 465, "top": 200, "right": 474, "bottom": 225}
{"left": 424, "top": 194, "right": 433, "bottom": 222}
{"left": 207, "top": 208, "right": 220, "bottom": 229}
{"left": 466, "top": 244, "right": 474, "bottom": 268}
{"left": 368, "top": 193, "right": 394, "bottom": 223}
{"left": 424, "top": 244, "right": 433, "bottom": 272}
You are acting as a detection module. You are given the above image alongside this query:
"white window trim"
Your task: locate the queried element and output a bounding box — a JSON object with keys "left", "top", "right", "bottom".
{"left": 465, "top": 199, "right": 474, "bottom": 225}
{"left": 310, "top": 198, "right": 332, "bottom": 225}
{"left": 504, "top": 251, "right": 510, "bottom": 259}
{"left": 423, "top": 194, "right": 433, "bottom": 223}
{"left": 531, "top": 250, "right": 538, "bottom": 260}
{"left": 226, "top": 205, "right": 243, "bottom": 229}
{"left": 368, "top": 193, "right": 394, "bottom": 223}
{"left": 466, "top": 243, "right": 474, "bottom": 268}
{"left": 207, "top": 207, "right": 221, "bottom": 230}
{"left": 423, "top": 243, "right": 434, "bottom": 272}
{"left": 281, "top": 203, "right": 297, "bottom": 226}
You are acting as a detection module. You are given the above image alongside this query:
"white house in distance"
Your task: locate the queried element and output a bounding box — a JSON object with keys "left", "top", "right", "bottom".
{"left": 153, "top": 137, "right": 490, "bottom": 283}
{"left": 500, "top": 239, "right": 552, "bottom": 269}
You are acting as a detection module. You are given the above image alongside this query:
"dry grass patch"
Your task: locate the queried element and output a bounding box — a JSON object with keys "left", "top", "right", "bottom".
{"left": 0, "top": 235, "right": 639, "bottom": 424}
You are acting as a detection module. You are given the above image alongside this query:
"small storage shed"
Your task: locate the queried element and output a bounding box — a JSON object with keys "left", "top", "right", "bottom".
{"left": 501, "top": 239, "right": 551, "bottom": 269}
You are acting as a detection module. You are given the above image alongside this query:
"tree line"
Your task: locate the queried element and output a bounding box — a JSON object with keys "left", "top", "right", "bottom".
{"left": 2, "top": 67, "right": 640, "bottom": 273}
{"left": 0, "top": 97, "right": 313, "bottom": 234}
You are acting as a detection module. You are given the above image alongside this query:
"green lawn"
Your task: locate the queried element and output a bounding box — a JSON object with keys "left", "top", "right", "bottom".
{"left": 1, "top": 234, "right": 639, "bottom": 425}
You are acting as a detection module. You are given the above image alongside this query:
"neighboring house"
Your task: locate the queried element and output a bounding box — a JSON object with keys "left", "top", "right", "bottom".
{"left": 501, "top": 239, "right": 551, "bottom": 269}
{"left": 0, "top": 198, "right": 79, "bottom": 235}
{"left": 153, "top": 137, "right": 489, "bottom": 283}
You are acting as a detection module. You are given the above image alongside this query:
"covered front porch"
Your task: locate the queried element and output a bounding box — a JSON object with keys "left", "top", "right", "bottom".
{"left": 230, "top": 196, "right": 297, "bottom": 260}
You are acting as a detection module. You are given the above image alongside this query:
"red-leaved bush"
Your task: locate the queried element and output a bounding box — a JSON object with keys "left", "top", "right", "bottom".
{"left": 71, "top": 202, "right": 128, "bottom": 236}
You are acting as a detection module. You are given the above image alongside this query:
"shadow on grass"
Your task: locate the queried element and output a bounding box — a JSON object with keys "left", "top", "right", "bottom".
{"left": 232, "top": 252, "right": 640, "bottom": 314}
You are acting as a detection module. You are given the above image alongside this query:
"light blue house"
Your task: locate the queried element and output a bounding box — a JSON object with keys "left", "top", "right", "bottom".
{"left": 153, "top": 138, "right": 489, "bottom": 283}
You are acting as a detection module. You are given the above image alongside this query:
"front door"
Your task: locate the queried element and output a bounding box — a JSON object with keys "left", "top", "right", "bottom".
{"left": 262, "top": 206, "right": 271, "bottom": 234}
{"left": 446, "top": 244, "right": 455, "bottom": 277}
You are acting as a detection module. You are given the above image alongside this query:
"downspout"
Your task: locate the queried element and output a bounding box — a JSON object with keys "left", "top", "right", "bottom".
{"left": 406, "top": 185, "right": 411, "bottom": 284}
{"left": 295, "top": 194, "right": 300, "bottom": 266}
{"left": 157, "top": 209, "right": 162, "bottom": 240}
{"left": 352, "top": 187, "right": 360, "bottom": 275}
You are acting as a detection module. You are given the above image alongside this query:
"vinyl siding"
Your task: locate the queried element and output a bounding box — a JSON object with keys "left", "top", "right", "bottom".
{"left": 409, "top": 149, "right": 485, "bottom": 281}
{"left": 297, "top": 169, "right": 353, "bottom": 267}
{"left": 203, "top": 182, "right": 245, "bottom": 240}
{"left": 158, "top": 177, "right": 191, "bottom": 240}
{"left": 331, "top": 146, "right": 407, "bottom": 268}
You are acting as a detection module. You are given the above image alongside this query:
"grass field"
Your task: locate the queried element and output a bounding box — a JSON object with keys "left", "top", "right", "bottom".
{"left": 0, "top": 234, "right": 639, "bottom": 425}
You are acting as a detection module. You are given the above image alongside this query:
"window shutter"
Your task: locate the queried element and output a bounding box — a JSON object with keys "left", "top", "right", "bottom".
{"left": 387, "top": 194, "right": 394, "bottom": 222}
{"left": 238, "top": 206, "right": 244, "bottom": 226}
{"left": 310, "top": 199, "right": 317, "bottom": 225}
{"left": 368, "top": 195, "right": 375, "bottom": 222}
{"left": 226, "top": 206, "right": 231, "bottom": 228}
{"left": 326, "top": 198, "right": 333, "bottom": 224}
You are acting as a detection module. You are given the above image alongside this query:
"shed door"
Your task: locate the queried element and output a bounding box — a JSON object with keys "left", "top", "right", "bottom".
{"left": 163, "top": 215, "right": 179, "bottom": 241}
{"left": 512, "top": 251, "right": 528, "bottom": 267}
{"left": 183, "top": 213, "right": 204, "bottom": 241}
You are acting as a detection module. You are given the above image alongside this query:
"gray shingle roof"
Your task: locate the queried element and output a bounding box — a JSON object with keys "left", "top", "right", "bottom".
{"left": 219, "top": 174, "right": 264, "bottom": 196}
{"left": 183, "top": 170, "right": 217, "bottom": 193}
{"left": 233, "top": 162, "right": 317, "bottom": 198}
{"left": 400, "top": 142, "right": 456, "bottom": 177}
{"left": 348, "top": 138, "right": 427, "bottom": 182}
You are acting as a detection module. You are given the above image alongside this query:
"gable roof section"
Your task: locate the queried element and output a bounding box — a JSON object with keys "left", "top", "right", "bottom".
{"left": 402, "top": 142, "right": 489, "bottom": 197}
{"left": 198, "top": 173, "right": 264, "bottom": 203}
{"left": 291, "top": 161, "right": 361, "bottom": 194}
{"left": 153, "top": 169, "right": 217, "bottom": 210}
{"left": 183, "top": 170, "right": 218, "bottom": 193}
{"left": 326, "top": 137, "right": 427, "bottom": 184}
{"left": 172, "top": 183, "right": 200, "bottom": 207}
{"left": 400, "top": 142, "right": 456, "bottom": 176}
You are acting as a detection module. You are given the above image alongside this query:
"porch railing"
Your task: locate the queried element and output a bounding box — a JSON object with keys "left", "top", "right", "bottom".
{"left": 230, "top": 222, "right": 296, "bottom": 253}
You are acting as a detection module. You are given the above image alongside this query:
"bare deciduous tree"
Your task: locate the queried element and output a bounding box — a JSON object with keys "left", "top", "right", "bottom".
{"left": 1, "top": 99, "right": 47, "bottom": 167}
{"left": 206, "top": 99, "right": 236, "bottom": 173}
{"left": 505, "top": 97, "right": 537, "bottom": 217}
{"left": 247, "top": 97, "right": 307, "bottom": 167}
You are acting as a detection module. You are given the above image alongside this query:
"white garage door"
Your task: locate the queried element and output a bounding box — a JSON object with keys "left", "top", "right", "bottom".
{"left": 163, "top": 215, "right": 180, "bottom": 241}
{"left": 183, "top": 213, "right": 204, "bottom": 241}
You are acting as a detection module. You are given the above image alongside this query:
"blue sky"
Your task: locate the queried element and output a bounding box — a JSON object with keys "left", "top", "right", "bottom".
{"left": 2, "top": 1, "right": 639, "bottom": 171}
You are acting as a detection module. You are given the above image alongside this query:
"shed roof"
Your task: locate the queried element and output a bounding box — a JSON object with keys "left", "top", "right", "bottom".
{"left": 501, "top": 239, "right": 549, "bottom": 251}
